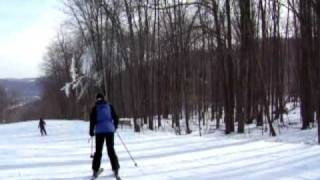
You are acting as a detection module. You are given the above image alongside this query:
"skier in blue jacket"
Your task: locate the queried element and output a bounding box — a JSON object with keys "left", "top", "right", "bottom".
{"left": 90, "top": 93, "right": 120, "bottom": 178}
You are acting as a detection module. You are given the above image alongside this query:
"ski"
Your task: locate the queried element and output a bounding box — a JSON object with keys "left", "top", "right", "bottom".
{"left": 91, "top": 168, "right": 104, "bottom": 180}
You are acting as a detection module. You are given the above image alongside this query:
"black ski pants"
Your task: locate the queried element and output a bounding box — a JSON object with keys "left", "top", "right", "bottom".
{"left": 92, "top": 133, "right": 120, "bottom": 172}
{"left": 40, "top": 127, "right": 47, "bottom": 136}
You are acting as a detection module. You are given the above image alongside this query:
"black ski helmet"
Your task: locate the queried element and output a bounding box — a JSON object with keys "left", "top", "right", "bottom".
{"left": 96, "top": 93, "right": 105, "bottom": 100}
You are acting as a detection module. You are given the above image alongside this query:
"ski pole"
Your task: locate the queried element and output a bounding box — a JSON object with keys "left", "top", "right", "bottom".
{"left": 89, "top": 137, "right": 94, "bottom": 158}
{"left": 116, "top": 132, "right": 138, "bottom": 167}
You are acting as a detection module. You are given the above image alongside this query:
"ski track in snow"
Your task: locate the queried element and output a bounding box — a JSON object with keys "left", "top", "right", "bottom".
{"left": 0, "top": 120, "right": 319, "bottom": 180}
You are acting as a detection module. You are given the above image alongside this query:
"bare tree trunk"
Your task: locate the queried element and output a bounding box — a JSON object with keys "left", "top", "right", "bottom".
{"left": 299, "top": 0, "right": 314, "bottom": 129}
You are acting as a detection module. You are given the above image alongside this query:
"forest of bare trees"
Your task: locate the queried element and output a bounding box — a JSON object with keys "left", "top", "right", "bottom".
{"left": 39, "top": 0, "right": 320, "bottom": 141}
{"left": 0, "top": 84, "right": 19, "bottom": 123}
{"left": 0, "top": 85, "right": 9, "bottom": 122}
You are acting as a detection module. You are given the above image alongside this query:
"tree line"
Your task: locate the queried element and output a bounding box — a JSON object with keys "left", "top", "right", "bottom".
{"left": 0, "top": 84, "right": 20, "bottom": 122}
{"left": 37, "top": 0, "right": 319, "bottom": 141}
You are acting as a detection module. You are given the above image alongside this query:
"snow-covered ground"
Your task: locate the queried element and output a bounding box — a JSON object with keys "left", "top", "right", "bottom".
{"left": 0, "top": 117, "right": 319, "bottom": 180}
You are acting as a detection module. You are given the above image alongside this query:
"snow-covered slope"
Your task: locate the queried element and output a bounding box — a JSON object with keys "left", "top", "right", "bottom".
{"left": 0, "top": 120, "right": 319, "bottom": 180}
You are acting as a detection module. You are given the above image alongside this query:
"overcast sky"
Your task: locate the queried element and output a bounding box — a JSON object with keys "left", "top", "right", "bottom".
{"left": 0, "top": 0, "right": 64, "bottom": 79}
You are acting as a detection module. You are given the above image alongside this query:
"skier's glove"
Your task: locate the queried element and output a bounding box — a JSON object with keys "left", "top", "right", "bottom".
{"left": 90, "top": 131, "right": 94, "bottom": 137}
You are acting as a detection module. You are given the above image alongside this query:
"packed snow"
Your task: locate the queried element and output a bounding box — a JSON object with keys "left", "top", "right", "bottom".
{"left": 0, "top": 116, "right": 319, "bottom": 180}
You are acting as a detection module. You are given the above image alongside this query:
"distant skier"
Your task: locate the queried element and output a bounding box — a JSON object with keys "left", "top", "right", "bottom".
{"left": 90, "top": 93, "right": 120, "bottom": 179}
{"left": 38, "top": 118, "right": 47, "bottom": 136}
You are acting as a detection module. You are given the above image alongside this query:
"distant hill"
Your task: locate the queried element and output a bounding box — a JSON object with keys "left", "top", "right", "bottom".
{"left": 0, "top": 78, "right": 42, "bottom": 103}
